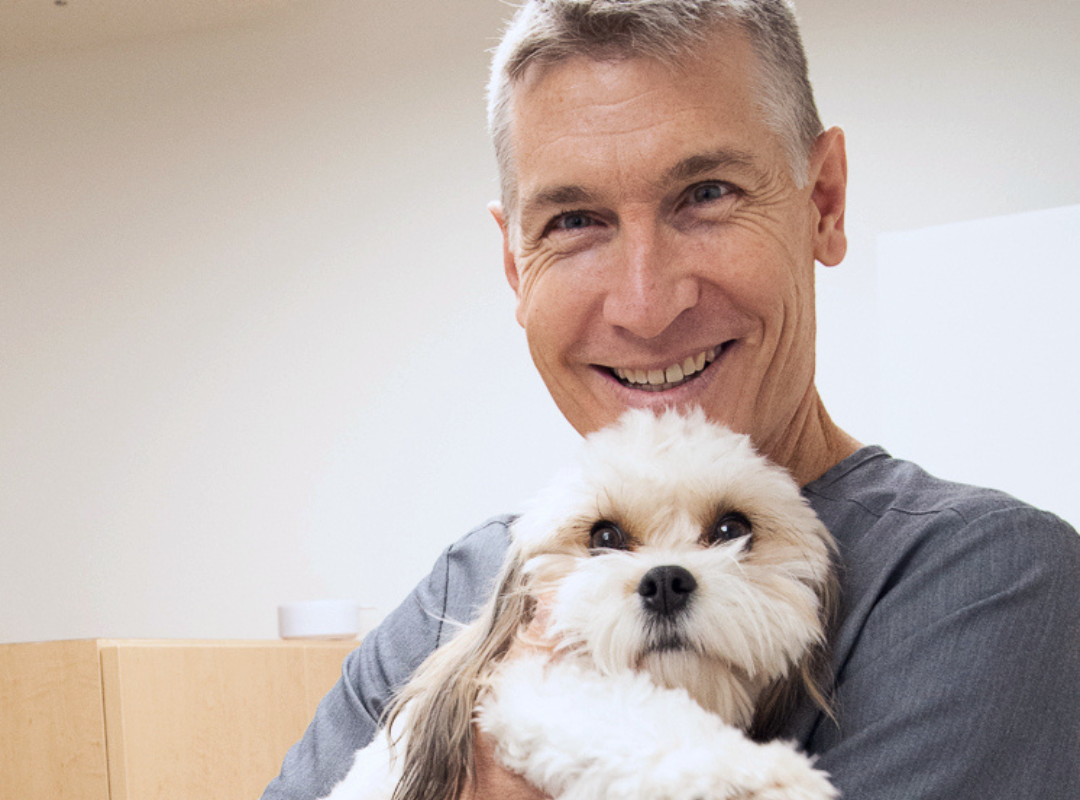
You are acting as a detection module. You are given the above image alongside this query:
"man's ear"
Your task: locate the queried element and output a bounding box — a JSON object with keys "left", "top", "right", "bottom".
{"left": 809, "top": 127, "right": 848, "bottom": 267}
{"left": 489, "top": 201, "right": 526, "bottom": 327}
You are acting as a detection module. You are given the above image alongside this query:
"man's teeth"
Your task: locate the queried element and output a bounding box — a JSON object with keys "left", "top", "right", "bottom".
{"left": 612, "top": 347, "right": 719, "bottom": 390}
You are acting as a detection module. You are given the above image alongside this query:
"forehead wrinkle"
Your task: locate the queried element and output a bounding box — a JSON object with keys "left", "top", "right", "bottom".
{"left": 518, "top": 131, "right": 652, "bottom": 217}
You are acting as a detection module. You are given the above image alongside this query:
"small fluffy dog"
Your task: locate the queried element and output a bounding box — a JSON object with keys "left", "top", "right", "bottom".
{"left": 323, "top": 409, "right": 838, "bottom": 800}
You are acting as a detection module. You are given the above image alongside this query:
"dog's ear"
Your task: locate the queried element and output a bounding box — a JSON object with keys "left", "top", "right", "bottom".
{"left": 750, "top": 568, "right": 838, "bottom": 742}
{"left": 387, "top": 543, "right": 533, "bottom": 800}
{"left": 749, "top": 642, "right": 832, "bottom": 741}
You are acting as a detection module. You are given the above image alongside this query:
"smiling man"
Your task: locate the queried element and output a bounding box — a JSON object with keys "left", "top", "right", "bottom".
{"left": 491, "top": 23, "right": 855, "bottom": 488}
{"left": 262, "top": 2, "right": 1080, "bottom": 799}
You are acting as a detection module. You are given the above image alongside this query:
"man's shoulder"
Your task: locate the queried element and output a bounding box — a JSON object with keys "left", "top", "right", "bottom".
{"left": 445, "top": 513, "right": 515, "bottom": 569}
{"left": 806, "top": 446, "right": 1042, "bottom": 521}
{"left": 438, "top": 514, "right": 515, "bottom": 629}
{"left": 804, "top": 445, "right": 1077, "bottom": 549}
{"left": 804, "top": 446, "right": 1078, "bottom": 666}
{"left": 804, "top": 446, "right": 1077, "bottom": 631}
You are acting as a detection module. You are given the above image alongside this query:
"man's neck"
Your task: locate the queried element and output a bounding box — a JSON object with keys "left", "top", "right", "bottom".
{"left": 763, "top": 391, "right": 862, "bottom": 487}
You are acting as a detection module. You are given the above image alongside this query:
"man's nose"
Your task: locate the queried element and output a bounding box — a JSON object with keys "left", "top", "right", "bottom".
{"left": 601, "top": 223, "right": 699, "bottom": 340}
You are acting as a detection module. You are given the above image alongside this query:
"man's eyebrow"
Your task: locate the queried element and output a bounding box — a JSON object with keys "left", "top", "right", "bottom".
{"left": 665, "top": 149, "right": 763, "bottom": 183}
{"left": 520, "top": 184, "right": 596, "bottom": 217}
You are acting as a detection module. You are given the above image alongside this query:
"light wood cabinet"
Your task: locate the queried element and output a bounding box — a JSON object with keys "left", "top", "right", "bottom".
{"left": 0, "top": 639, "right": 358, "bottom": 799}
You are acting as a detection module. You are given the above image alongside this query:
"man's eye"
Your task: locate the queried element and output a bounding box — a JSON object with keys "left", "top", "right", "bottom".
{"left": 589, "top": 521, "right": 631, "bottom": 551}
{"left": 553, "top": 212, "right": 594, "bottom": 231}
{"left": 689, "top": 182, "right": 732, "bottom": 204}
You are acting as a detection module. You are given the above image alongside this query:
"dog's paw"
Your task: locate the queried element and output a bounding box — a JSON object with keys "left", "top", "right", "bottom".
{"left": 635, "top": 736, "right": 835, "bottom": 800}
{"left": 480, "top": 657, "right": 836, "bottom": 800}
{"left": 719, "top": 740, "right": 836, "bottom": 800}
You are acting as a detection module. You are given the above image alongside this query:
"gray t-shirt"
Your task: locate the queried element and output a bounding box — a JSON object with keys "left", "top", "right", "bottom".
{"left": 262, "top": 447, "right": 1080, "bottom": 799}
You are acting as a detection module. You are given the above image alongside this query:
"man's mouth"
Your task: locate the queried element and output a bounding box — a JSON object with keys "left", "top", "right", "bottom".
{"left": 608, "top": 346, "right": 720, "bottom": 392}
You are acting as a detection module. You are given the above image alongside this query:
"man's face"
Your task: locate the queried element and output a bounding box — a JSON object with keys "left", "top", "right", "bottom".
{"left": 495, "top": 29, "right": 847, "bottom": 459}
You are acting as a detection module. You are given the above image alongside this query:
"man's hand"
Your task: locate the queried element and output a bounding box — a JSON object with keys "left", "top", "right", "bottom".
{"left": 459, "top": 592, "right": 557, "bottom": 800}
{"left": 458, "top": 724, "right": 551, "bottom": 800}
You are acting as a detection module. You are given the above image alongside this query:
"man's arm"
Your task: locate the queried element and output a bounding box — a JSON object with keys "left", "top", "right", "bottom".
{"left": 260, "top": 518, "right": 512, "bottom": 800}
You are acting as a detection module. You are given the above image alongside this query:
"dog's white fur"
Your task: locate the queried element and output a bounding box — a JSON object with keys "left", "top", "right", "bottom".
{"left": 321, "top": 409, "right": 837, "bottom": 800}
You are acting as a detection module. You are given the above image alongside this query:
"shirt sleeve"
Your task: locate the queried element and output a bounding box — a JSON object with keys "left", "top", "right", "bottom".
{"left": 259, "top": 517, "right": 512, "bottom": 800}
{"left": 808, "top": 506, "right": 1080, "bottom": 799}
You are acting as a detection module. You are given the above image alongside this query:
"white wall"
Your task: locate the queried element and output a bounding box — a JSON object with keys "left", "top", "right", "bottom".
{"left": 2, "top": 0, "right": 1077, "bottom": 644}
{"left": 878, "top": 206, "right": 1080, "bottom": 530}
{"left": 799, "top": 0, "right": 1080, "bottom": 440}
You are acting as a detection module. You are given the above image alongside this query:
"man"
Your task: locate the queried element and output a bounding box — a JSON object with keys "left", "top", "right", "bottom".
{"left": 263, "top": 1, "right": 1080, "bottom": 798}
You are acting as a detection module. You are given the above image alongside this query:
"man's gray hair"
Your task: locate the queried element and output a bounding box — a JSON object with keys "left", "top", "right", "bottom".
{"left": 487, "top": 0, "right": 824, "bottom": 217}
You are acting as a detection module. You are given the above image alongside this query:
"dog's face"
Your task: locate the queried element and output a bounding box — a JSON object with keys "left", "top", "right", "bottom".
{"left": 511, "top": 409, "right": 834, "bottom": 727}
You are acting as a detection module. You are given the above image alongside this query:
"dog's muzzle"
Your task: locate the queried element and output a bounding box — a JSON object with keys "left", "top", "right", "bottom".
{"left": 638, "top": 565, "right": 697, "bottom": 617}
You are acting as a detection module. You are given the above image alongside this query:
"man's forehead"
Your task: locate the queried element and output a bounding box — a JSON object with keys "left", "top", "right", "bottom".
{"left": 504, "top": 29, "right": 777, "bottom": 214}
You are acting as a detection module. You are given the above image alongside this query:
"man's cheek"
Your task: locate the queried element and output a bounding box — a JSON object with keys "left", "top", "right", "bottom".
{"left": 514, "top": 248, "right": 563, "bottom": 319}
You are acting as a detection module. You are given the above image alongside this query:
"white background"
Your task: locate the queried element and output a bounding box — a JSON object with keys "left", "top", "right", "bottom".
{"left": 879, "top": 206, "right": 1079, "bottom": 530}
{"left": 2, "top": 0, "right": 1078, "bottom": 643}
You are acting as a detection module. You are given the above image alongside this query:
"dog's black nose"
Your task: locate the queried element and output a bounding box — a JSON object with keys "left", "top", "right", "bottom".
{"left": 638, "top": 565, "right": 697, "bottom": 616}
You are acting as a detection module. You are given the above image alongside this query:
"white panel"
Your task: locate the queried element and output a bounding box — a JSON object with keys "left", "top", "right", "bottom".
{"left": 877, "top": 205, "right": 1080, "bottom": 529}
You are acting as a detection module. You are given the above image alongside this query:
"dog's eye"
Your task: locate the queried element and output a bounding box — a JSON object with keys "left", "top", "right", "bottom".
{"left": 589, "top": 521, "right": 630, "bottom": 551}
{"left": 708, "top": 512, "right": 753, "bottom": 546}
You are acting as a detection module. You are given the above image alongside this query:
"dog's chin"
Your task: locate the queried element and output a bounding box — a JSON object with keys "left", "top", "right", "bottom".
{"left": 636, "top": 647, "right": 758, "bottom": 729}
{"left": 637, "top": 626, "right": 698, "bottom": 659}
{"left": 643, "top": 638, "right": 692, "bottom": 655}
